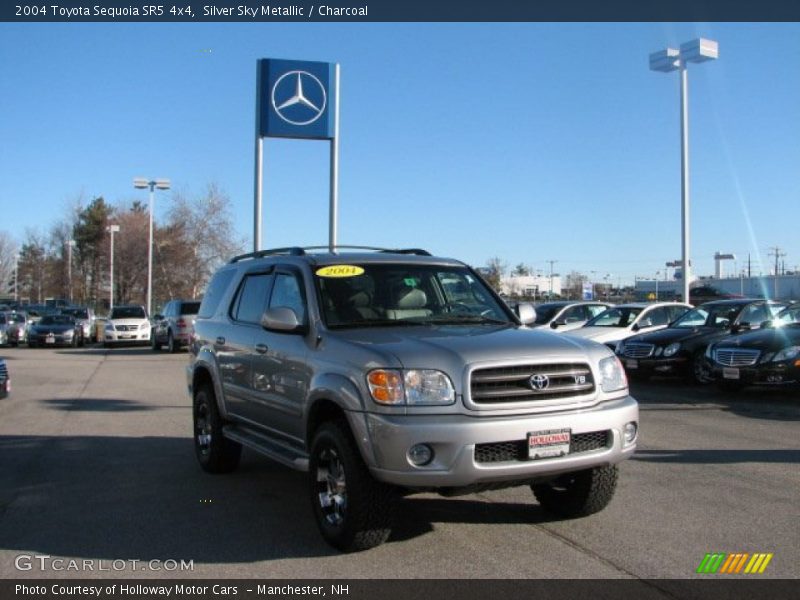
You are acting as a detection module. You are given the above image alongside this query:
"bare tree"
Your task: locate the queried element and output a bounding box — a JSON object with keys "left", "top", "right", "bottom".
{"left": 0, "top": 231, "right": 18, "bottom": 298}
{"left": 483, "top": 257, "right": 508, "bottom": 292}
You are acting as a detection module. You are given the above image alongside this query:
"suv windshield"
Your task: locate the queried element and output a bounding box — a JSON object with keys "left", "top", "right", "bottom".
{"left": 586, "top": 307, "right": 643, "bottom": 328}
{"left": 315, "top": 263, "right": 512, "bottom": 328}
{"left": 40, "top": 315, "right": 74, "bottom": 326}
{"left": 110, "top": 306, "right": 146, "bottom": 319}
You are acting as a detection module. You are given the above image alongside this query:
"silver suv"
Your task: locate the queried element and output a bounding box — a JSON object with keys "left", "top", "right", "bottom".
{"left": 187, "top": 247, "right": 639, "bottom": 552}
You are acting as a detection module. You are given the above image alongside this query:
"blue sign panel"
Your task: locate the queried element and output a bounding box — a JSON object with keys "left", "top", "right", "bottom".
{"left": 582, "top": 282, "right": 594, "bottom": 300}
{"left": 258, "top": 58, "right": 335, "bottom": 140}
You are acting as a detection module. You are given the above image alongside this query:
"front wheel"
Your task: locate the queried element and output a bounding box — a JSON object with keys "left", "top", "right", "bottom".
{"left": 167, "top": 331, "right": 178, "bottom": 353}
{"left": 531, "top": 465, "right": 618, "bottom": 518}
{"left": 691, "top": 352, "right": 714, "bottom": 385}
{"left": 151, "top": 333, "right": 160, "bottom": 352}
{"left": 193, "top": 383, "right": 241, "bottom": 473}
{"left": 309, "top": 420, "right": 396, "bottom": 552}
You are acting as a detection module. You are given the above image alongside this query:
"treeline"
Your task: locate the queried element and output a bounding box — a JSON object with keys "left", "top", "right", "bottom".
{"left": 14, "top": 183, "right": 244, "bottom": 311}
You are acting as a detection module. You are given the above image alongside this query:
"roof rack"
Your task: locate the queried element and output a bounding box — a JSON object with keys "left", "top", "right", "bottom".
{"left": 229, "top": 246, "right": 432, "bottom": 263}
{"left": 229, "top": 247, "right": 306, "bottom": 263}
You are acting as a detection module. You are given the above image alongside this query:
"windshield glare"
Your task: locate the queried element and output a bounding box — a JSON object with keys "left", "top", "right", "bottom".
{"left": 316, "top": 264, "right": 511, "bottom": 328}
{"left": 586, "top": 307, "right": 643, "bottom": 328}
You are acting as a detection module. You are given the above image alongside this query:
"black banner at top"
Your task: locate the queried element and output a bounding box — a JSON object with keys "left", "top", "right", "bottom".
{"left": 2, "top": 0, "right": 800, "bottom": 23}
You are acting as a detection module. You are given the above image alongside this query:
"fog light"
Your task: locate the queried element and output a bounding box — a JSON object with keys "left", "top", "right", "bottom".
{"left": 623, "top": 422, "right": 638, "bottom": 446}
{"left": 407, "top": 444, "right": 433, "bottom": 466}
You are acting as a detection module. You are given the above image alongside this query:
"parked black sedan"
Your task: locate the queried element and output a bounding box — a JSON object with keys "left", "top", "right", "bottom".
{"left": 27, "top": 315, "right": 83, "bottom": 348}
{"left": 616, "top": 299, "right": 787, "bottom": 384}
{"left": 705, "top": 304, "right": 800, "bottom": 391}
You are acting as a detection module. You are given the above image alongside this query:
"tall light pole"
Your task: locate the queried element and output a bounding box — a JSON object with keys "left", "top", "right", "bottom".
{"left": 650, "top": 38, "right": 718, "bottom": 305}
{"left": 66, "top": 239, "right": 76, "bottom": 303}
{"left": 133, "top": 177, "right": 170, "bottom": 316}
{"left": 13, "top": 253, "right": 19, "bottom": 303}
{"left": 547, "top": 259, "right": 558, "bottom": 299}
{"left": 107, "top": 225, "right": 120, "bottom": 311}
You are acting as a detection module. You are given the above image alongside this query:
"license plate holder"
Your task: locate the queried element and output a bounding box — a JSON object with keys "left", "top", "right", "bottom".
{"left": 528, "top": 429, "right": 571, "bottom": 460}
{"left": 46, "top": 334, "right": 55, "bottom": 344}
{"left": 626, "top": 359, "right": 638, "bottom": 369}
{"left": 723, "top": 367, "right": 740, "bottom": 380}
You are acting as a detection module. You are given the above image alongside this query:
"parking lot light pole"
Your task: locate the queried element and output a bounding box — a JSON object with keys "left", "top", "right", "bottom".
{"left": 650, "top": 38, "right": 718, "bottom": 305}
{"left": 66, "top": 239, "right": 76, "bottom": 303}
{"left": 133, "top": 177, "right": 171, "bottom": 317}
{"left": 107, "top": 225, "right": 120, "bottom": 311}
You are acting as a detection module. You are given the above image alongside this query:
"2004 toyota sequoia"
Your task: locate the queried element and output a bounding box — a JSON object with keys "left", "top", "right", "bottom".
{"left": 187, "top": 246, "right": 638, "bottom": 551}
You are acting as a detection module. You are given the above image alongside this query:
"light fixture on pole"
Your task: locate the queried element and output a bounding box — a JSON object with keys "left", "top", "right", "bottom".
{"left": 133, "top": 177, "right": 170, "bottom": 317}
{"left": 66, "top": 239, "right": 76, "bottom": 303}
{"left": 650, "top": 38, "right": 719, "bottom": 305}
{"left": 106, "top": 225, "right": 120, "bottom": 311}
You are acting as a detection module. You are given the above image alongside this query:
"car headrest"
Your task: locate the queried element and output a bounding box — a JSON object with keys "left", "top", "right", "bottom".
{"left": 396, "top": 288, "right": 427, "bottom": 309}
{"left": 349, "top": 291, "right": 371, "bottom": 308}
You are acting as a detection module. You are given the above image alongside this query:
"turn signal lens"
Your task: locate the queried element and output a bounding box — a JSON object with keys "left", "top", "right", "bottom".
{"left": 367, "top": 369, "right": 404, "bottom": 404}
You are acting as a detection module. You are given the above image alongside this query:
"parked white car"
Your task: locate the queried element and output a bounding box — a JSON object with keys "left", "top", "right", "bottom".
{"left": 530, "top": 301, "right": 612, "bottom": 332}
{"left": 103, "top": 305, "right": 151, "bottom": 347}
{"left": 564, "top": 302, "right": 691, "bottom": 350}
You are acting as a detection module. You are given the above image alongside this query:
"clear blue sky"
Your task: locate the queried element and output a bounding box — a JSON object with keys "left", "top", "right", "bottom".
{"left": 1, "top": 22, "right": 798, "bottom": 285}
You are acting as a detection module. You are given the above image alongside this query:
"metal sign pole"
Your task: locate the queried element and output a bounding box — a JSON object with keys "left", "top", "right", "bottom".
{"left": 329, "top": 63, "right": 340, "bottom": 253}
{"left": 254, "top": 61, "right": 263, "bottom": 252}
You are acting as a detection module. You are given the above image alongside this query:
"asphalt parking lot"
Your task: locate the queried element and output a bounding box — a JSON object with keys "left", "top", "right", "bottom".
{"left": 0, "top": 346, "right": 797, "bottom": 580}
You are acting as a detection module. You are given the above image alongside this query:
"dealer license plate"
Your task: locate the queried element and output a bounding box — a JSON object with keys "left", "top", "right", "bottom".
{"left": 46, "top": 334, "right": 55, "bottom": 344}
{"left": 626, "top": 359, "right": 638, "bottom": 369}
{"left": 528, "top": 429, "right": 571, "bottom": 460}
{"left": 723, "top": 367, "right": 740, "bottom": 380}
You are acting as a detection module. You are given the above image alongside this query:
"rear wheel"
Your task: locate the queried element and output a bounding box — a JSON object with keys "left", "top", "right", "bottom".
{"left": 193, "top": 383, "right": 241, "bottom": 473}
{"left": 531, "top": 465, "right": 618, "bottom": 518}
{"left": 309, "top": 420, "right": 396, "bottom": 552}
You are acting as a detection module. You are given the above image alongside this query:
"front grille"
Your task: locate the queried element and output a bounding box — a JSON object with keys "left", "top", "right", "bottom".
{"left": 715, "top": 348, "right": 760, "bottom": 367}
{"left": 622, "top": 343, "right": 655, "bottom": 359}
{"left": 470, "top": 363, "right": 594, "bottom": 404}
{"left": 474, "top": 430, "right": 611, "bottom": 463}
{"left": 115, "top": 324, "right": 138, "bottom": 332}
{"left": 0, "top": 361, "right": 7, "bottom": 380}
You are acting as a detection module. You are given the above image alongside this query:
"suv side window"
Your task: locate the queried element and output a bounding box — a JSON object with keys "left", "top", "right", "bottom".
{"left": 198, "top": 268, "right": 237, "bottom": 319}
{"left": 233, "top": 273, "right": 272, "bottom": 324}
{"left": 269, "top": 272, "right": 307, "bottom": 324}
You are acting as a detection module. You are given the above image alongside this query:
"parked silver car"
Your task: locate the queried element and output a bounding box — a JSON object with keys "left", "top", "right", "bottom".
{"left": 188, "top": 247, "right": 639, "bottom": 552}
{"left": 152, "top": 299, "right": 200, "bottom": 353}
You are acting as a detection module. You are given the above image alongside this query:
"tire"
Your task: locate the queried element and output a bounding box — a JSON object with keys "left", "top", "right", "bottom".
{"left": 151, "top": 333, "right": 160, "bottom": 352}
{"left": 691, "top": 352, "right": 714, "bottom": 385}
{"left": 193, "top": 383, "right": 241, "bottom": 473}
{"left": 71, "top": 334, "right": 78, "bottom": 348}
{"left": 167, "top": 331, "right": 178, "bottom": 353}
{"left": 309, "top": 420, "right": 396, "bottom": 552}
{"left": 531, "top": 465, "right": 619, "bottom": 518}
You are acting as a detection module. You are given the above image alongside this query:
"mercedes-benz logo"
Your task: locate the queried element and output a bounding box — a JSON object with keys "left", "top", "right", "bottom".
{"left": 529, "top": 374, "right": 550, "bottom": 390}
{"left": 271, "top": 70, "right": 327, "bottom": 126}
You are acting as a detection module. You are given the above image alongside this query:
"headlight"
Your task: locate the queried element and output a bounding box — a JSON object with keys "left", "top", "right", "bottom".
{"left": 771, "top": 346, "right": 800, "bottom": 363}
{"left": 139, "top": 322, "right": 150, "bottom": 330}
{"left": 64, "top": 330, "right": 74, "bottom": 337}
{"left": 705, "top": 344, "right": 713, "bottom": 358}
{"left": 599, "top": 356, "right": 627, "bottom": 393}
{"left": 663, "top": 342, "right": 681, "bottom": 357}
{"left": 367, "top": 369, "right": 455, "bottom": 405}
{"left": 105, "top": 323, "right": 114, "bottom": 331}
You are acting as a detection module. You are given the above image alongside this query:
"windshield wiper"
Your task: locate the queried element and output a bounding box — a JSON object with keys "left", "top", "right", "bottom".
{"left": 328, "top": 319, "right": 428, "bottom": 329}
{"left": 425, "top": 315, "right": 511, "bottom": 325}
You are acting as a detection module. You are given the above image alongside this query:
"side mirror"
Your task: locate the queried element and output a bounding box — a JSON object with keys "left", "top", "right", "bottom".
{"left": 550, "top": 321, "right": 560, "bottom": 329}
{"left": 515, "top": 302, "right": 536, "bottom": 326}
{"left": 632, "top": 323, "right": 640, "bottom": 332}
{"left": 261, "top": 307, "right": 303, "bottom": 332}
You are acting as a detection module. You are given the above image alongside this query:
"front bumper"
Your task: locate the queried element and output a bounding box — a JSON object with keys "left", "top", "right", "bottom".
{"left": 29, "top": 333, "right": 75, "bottom": 346}
{"left": 362, "top": 395, "right": 638, "bottom": 488}
{"left": 622, "top": 356, "right": 689, "bottom": 376}
{"left": 105, "top": 329, "right": 151, "bottom": 343}
{"left": 712, "top": 362, "right": 800, "bottom": 386}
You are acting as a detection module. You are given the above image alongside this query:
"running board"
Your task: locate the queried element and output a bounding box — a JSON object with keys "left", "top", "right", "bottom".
{"left": 222, "top": 425, "right": 309, "bottom": 472}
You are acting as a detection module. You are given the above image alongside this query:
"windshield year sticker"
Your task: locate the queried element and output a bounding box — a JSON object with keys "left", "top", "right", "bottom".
{"left": 315, "top": 265, "right": 365, "bottom": 278}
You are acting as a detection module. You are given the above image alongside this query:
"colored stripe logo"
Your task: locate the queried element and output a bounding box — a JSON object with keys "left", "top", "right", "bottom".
{"left": 696, "top": 552, "right": 773, "bottom": 574}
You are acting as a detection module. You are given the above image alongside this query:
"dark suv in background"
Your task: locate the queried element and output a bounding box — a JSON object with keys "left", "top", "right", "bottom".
{"left": 152, "top": 299, "right": 200, "bottom": 352}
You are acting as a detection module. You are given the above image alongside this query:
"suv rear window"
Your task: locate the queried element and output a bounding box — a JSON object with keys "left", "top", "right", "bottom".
{"left": 198, "top": 269, "right": 236, "bottom": 319}
{"left": 180, "top": 302, "right": 201, "bottom": 315}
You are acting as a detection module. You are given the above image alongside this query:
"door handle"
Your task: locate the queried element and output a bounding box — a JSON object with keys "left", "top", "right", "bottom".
{"left": 255, "top": 343, "right": 268, "bottom": 354}
{"left": 215, "top": 336, "right": 225, "bottom": 346}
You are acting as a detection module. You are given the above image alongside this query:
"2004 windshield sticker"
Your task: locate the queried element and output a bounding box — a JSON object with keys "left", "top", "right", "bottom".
{"left": 315, "top": 265, "right": 365, "bottom": 278}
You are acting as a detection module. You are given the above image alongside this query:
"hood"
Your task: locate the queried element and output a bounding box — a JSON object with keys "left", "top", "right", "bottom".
{"left": 713, "top": 325, "right": 800, "bottom": 353}
{"left": 564, "top": 326, "right": 629, "bottom": 344}
{"left": 626, "top": 326, "right": 726, "bottom": 346}
{"left": 331, "top": 324, "right": 610, "bottom": 370}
